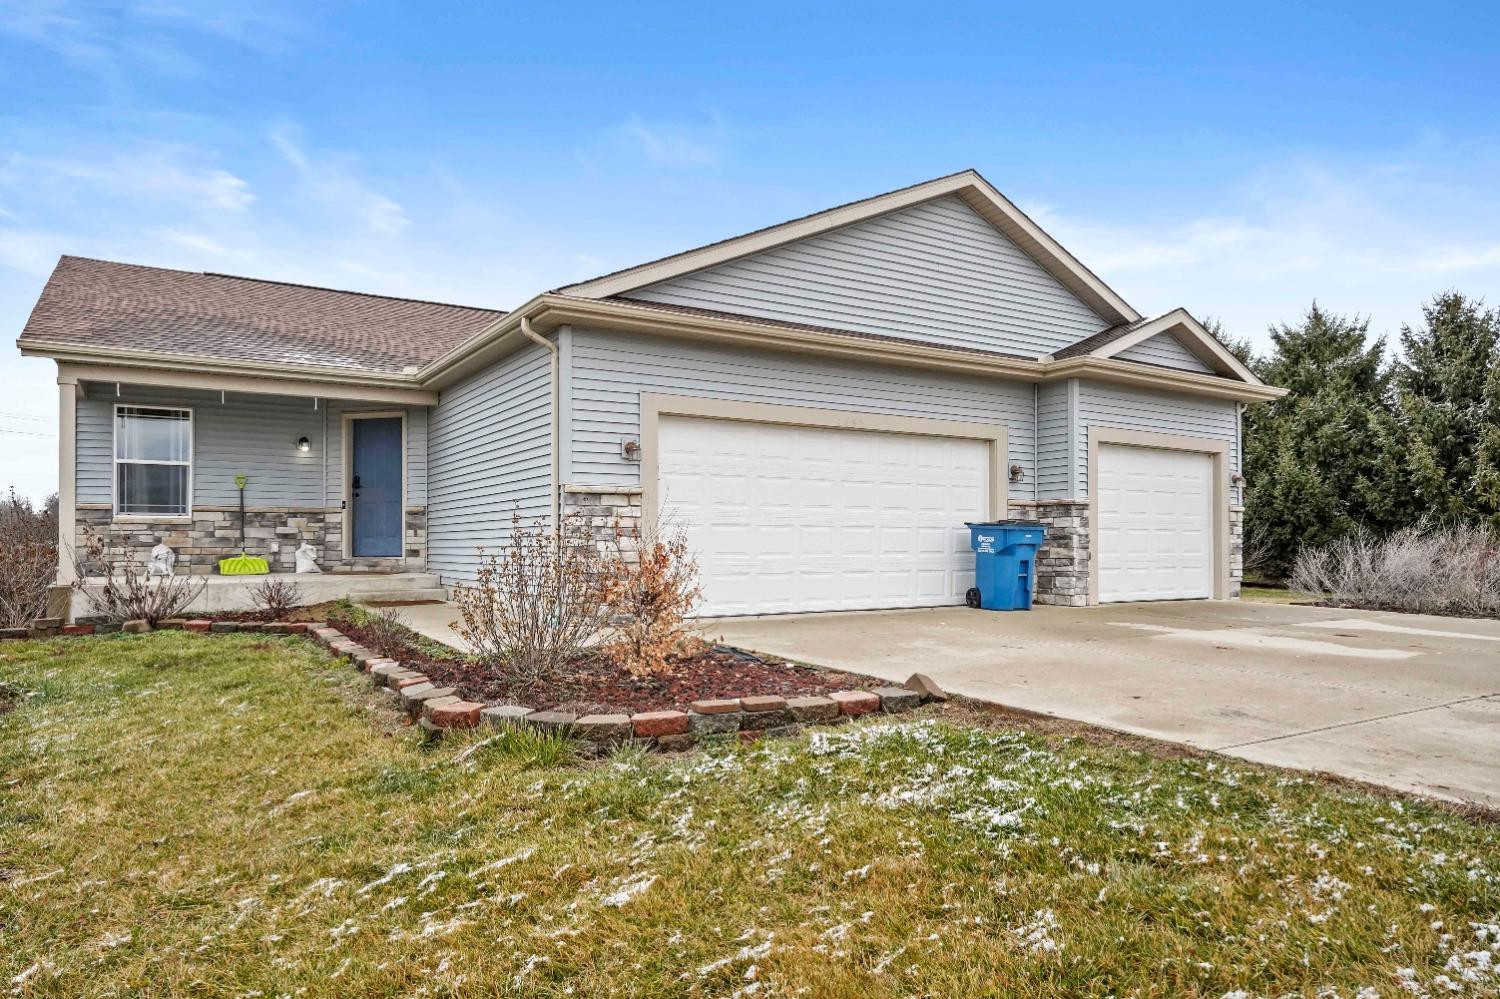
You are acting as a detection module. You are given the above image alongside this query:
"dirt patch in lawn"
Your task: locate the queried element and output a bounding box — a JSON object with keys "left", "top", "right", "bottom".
{"left": 327, "top": 612, "right": 860, "bottom": 715}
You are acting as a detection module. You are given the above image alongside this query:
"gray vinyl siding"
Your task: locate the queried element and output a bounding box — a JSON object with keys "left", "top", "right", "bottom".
{"left": 1074, "top": 380, "right": 1240, "bottom": 498}
{"left": 1116, "top": 333, "right": 1212, "bottom": 373}
{"left": 426, "top": 341, "right": 553, "bottom": 582}
{"left": 76, "top": 384, "right": 426, "bottom": 510}
{"left": 569, "top": 327, "right": 1039, "bottom": 499}
{"left": 626, "top": 195, "right": 1108, "bottom": 359}
{"left": 1034, "top": 381, "right": 1073, "bottom": 499}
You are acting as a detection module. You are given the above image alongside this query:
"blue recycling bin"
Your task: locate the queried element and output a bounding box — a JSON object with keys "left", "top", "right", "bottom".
{"left": 965, "top": 521, "right": 1044, "bottom": 611}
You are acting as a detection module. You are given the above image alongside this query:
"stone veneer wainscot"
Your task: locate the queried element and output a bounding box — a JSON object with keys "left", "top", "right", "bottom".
{"left": 75, "top": 505, "right": 428, "bottom": 574}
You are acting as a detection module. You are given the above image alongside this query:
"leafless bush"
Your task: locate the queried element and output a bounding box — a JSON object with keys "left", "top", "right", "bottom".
{"left": 1291, "top": 521, "right": 1500, "bottom": 617}
{"left": 72, "top": 529, "right": 206, "bottom": 625}
{"left": 452, "top": 512, "right": 611, "bottom": 684}
{"left": 1240, "top": 526, "right": 1278, "bottom": 582}
{"left": 248, "top": 577, "right": 303, "bottom": 620}
{"left": 0, "top": 489, "right": 58, "bottom": 628}
{"left": 597, "top": 519, "right": 707, "bottom": 676}
{"left": 362, "top": 607, "right": 410, "bottom": 656}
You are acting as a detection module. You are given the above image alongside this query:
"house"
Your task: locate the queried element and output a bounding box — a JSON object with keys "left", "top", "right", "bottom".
{"left": 18, "top": 170, "right": 1282, "bottom": 616}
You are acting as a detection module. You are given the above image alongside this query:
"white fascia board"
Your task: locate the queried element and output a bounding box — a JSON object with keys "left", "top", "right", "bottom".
{"left": 1094, "top": 309, "right": 1263, "bottom": 385}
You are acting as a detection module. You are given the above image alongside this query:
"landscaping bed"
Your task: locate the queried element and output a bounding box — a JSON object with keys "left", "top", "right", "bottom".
{"left": 326, "top": 608, "right": 857, "bottom": 715}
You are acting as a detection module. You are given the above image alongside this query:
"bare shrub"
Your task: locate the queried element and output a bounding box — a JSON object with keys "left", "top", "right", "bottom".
{"left": 452, "top": 512, "right": 611, "bottom": 684}
{"left": 248, "top": 577, "right": 303, "bottom": 621}
{"left": 72, "top": 529, "right": 206, "bottom": 625}
{"left": 1290, "top": 520, "right": 1500, "bottom": 617}
{"left": 0, "top": 489, "right": 58, "bottom": 628}
{"left": 362, "top": 607, "right": 410, "bottom": 656}
{"left": 598, "top": 520, "right": 707, "bottom": 677}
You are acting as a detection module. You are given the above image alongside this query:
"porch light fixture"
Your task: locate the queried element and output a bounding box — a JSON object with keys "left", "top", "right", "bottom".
{"left": 1008, "top": 463, "right": 1025, "bottom": 483}
{"left": 297, "top": 436, "right": 311, "bottom": 453}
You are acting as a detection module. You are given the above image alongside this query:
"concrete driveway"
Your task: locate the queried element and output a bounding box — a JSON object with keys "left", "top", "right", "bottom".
{"left": 707, "top": 601, "right": 1500, "bottom": 806}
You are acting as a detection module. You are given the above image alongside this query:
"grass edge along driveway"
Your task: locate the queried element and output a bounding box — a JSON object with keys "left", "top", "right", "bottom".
{"left": 2, "top": 632, "right": 1498, "bottom": 998}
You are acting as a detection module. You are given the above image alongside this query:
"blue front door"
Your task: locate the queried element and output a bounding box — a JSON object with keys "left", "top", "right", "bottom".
{"left": 351, "top": 417, "right": 402, "bottom": 557}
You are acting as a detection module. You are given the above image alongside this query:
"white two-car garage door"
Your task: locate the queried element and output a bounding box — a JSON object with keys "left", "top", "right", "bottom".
{"left": 659, "top": 415, "right": 988, "bottom": 617}
{"left": 1096, "top": 444, "right": 1213, "bottom": 602}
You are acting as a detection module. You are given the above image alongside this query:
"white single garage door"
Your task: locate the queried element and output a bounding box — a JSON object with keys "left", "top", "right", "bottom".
{"left": 1097, "top": 444, "right": 1213, "bottom": 602}
{"left": 659, "top": 415, "right": 988, "bottom": 616}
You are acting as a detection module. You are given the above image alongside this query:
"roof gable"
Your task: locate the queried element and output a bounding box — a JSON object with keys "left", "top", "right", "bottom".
{"left": 560, "top": 169, "right": 1140, "bottom": 327}
{"left": 1054, "top": 308, "right": 1261, "bottom": 384}
{"left": 615, "top": 194, "right": 1111, "bottom": 359}
{"left": 1116, "top": 331, "right": 1214, "bottom": 373}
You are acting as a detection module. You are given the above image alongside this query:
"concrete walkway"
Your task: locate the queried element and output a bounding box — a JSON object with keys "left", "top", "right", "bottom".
{"left": 385, "top": 600, "right": 469, "bottom": 652}
{"left": 705, "top": 601, "right": 1500, "bottom": 806}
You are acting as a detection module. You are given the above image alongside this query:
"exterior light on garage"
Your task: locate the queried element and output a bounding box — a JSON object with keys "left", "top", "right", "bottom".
{"left": 1008, "top": 463, "right": 1025, "bottom": 483}
{"left": 297, "top": 436, "right": 311, "bottom": 453}
{"left": 621, "top": 439, "right": 642, "bottom": 461}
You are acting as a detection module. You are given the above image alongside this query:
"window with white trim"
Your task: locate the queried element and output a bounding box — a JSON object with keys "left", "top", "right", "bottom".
{"left": 114, "top": 406, "right": 192, "bottom": 516}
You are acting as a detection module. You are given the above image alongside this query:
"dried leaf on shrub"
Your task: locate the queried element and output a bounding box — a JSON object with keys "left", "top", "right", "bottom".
{"left": 596, "top": 520, "right": 707, "bottom": 677}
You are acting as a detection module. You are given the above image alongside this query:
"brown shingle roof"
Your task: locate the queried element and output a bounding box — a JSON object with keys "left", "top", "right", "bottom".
{"left": 1050, "top": 317, "right": 1155, "bottom": 359}
{"left": 19, "top": 256, "right": 503, "bottom": 375}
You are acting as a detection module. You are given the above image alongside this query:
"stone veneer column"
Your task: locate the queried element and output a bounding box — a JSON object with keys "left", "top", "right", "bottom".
{"left": 1229, "top": 505, "right": 1244, "bottom": 598}
{"left": 1007, "top": 500, "right": 1091, "bottom": 607}
{"left": 561, "top": 485, "right": 644, "bottom": 565}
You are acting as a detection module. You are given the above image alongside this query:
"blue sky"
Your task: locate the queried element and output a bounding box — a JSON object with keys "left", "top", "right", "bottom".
{"left": 3, "top": 0, "right": 1498, "bottom": 500}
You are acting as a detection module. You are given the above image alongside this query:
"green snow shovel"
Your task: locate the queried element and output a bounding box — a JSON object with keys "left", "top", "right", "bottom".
{"left": 219, "top": 474, "right": 269, "bottom": 575}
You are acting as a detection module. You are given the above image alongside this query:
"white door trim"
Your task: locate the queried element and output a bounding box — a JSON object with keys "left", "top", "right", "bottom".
{"left": 1087, "top": 426, "right": 1228, "bottom": 603}
{"left": 640, "top": 394, "right": 1008, "bottom": 539}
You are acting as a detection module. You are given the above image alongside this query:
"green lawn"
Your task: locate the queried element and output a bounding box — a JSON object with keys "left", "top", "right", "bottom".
{"left": 3, "top": 634, "right": 1498, "bottom": 997}
{"left": 1240, "top": 584, "right": 1304, "bottom": 605}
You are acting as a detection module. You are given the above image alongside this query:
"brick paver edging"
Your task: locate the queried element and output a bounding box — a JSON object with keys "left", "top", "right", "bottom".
{"left": 6, "top": 616, "right": 947, "bottom": 753}
{"left": 303, "top": 626, "right": 947, "bottom": 752}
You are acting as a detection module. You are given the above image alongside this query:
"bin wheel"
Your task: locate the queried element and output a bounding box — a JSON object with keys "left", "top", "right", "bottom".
{"left": 964, "top": 587, "right": 981, "bottom": 609}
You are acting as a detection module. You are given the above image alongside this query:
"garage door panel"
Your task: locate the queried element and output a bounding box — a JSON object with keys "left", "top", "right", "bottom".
{"left": 1098, "top": 444, "right": 1213, "bottom": 603}
{"left": 661, "top": 415, "right": 990, "bottom": 616}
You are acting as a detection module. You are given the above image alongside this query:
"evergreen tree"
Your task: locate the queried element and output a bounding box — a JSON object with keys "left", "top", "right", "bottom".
{"left": 1369, "top": 292, "right": 1500, "bottom": 528}
{"left": 1243, "top": 303, "right": 1390, "bottom": 577}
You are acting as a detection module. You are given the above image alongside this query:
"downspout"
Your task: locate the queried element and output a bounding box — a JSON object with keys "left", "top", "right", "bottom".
{"left": 1234, "top": 402, "right": 1246, "bottom": 506}
{"left": 521, "top": 317, "right": 562, "bottom": 529}
{"left": 1032, "top": 383, "right": 1039, "bottom": 504}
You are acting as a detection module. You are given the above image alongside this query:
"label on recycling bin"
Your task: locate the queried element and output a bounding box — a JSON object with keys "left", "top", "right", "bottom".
{"left": 976, "top": 533, "right": 996, "bottom": 553}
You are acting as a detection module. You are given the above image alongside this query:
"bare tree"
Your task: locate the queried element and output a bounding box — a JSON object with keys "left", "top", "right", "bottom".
{"left": 0, "top": 489, "right": 58, "bottom": 628}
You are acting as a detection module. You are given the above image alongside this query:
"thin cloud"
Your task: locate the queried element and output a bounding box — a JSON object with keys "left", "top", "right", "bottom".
{"left": 0, "top": 147, "right": 254, "bottom": 215}
{"left": 1025, "top": 154, "right": 1500, "bottom": 344}
{"left": 617, "top": 112, "right": 729, "bottom": 169}
{"left": 270, "top": 131, "right": 409, "bottom": 236}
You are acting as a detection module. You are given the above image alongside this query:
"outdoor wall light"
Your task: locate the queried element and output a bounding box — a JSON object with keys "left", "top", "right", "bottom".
{"left": 297, "top": 436, "right": 311, "bottom": 453}
{"left": 621, "top": 439, "right": 642, "bottom": 461}
{"left": 1008, "top": 463, "right": 1025, "bottom": 483}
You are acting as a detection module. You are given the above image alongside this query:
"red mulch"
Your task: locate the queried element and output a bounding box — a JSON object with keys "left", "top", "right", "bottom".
{"left": 325, "top": 613, "right": 858, "bottom": 715}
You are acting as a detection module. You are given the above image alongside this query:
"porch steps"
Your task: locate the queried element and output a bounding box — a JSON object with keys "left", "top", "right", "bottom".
{"left": 353, "top": 589, "right": 449, "bottom": 604}
{"left": 347, "top": 572, "right": 448, "bottom": 605}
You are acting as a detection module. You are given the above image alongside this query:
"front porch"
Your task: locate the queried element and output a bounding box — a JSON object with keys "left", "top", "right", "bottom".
{"left": 56, "top": 363, "right": 437, "bottom": 588}
{"left": 68, "top": 569, "right": 447, "bottom": 616}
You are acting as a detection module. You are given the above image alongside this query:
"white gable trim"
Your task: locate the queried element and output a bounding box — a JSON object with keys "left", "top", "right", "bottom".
{"left": 1092, "top": 309, "right": 1261, "bottom": 385}
{"left": 559, "top": 170, "right": 1141, "bottom": 326}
